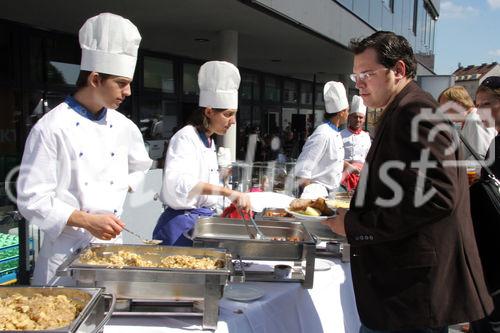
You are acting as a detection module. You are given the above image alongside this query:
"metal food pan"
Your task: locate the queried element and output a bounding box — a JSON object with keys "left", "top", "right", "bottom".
{"left": 192, "top": 217, "right": 316, "bottom": 261}
{"left": 0, "top": 286, "right": 115, "bottom": 333}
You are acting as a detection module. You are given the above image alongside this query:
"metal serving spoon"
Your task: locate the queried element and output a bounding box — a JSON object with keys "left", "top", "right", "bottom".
{"left": 122, "top": 226, "right": 162, "bottom": 245}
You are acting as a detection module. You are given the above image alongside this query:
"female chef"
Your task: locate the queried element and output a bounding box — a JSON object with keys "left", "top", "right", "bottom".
{"left": 153, "top": 61, "right": 251, "bottom": 246}
{"left": 294, "top": 81, "right": 349, "bottom": 199}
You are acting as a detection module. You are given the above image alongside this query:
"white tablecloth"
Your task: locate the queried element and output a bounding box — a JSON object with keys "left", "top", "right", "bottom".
{"left": 104, "top": 258, "right": 360, "bottom": 333}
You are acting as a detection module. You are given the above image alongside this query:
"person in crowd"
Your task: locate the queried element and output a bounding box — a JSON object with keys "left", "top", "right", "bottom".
{"left": 438, "top": 85, "right": 496, "bottom": 160}
{"left": 480, "top": 76, "right": 500, "bottom": 178}
{"left": 16, "top": 13, "right": 152, "bottom": 286}
{"left": 470, "top": 75, "right": 500, "bottom": 333}
{"left": 322, "top": 31, "right": 492, "bottom": 333}
{"left": 294, "top": 81, "right": 348, "bottom": 199}
{"left": 341, "top": 95, "right": 372, "bottom": 191}
{"left": 153, "top": 61, "right": 251, "bottom": 246}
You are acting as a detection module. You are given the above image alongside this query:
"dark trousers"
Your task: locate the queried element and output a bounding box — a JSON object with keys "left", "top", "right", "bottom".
{"left": 360, "top": 325, "right": 448, "bottom": 333}
{"left": 471, "top": 294, "right": 500, "bottom": 333}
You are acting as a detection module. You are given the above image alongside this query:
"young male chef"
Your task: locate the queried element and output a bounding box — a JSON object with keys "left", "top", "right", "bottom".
{"left": 17, "top": 13, "right": 152, "bottom": 286}
{"left": 294, "top": 81, "right": 348, "bottom": 199}
{"left": 340, "top": 95, "right": 371, "bottom": 191}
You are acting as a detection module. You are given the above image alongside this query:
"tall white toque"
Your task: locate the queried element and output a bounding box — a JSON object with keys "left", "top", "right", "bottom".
{"left": 79, "top": 13, "right": 141, "bottom": 79}
{"left": 198, "top": 61, "right": 241, "bottom": 110}
{"left": 324, "top": 81, "right": 349, "bottom": 114}
{"left": 350, "top": 95, "right": 367, "bottom": 115}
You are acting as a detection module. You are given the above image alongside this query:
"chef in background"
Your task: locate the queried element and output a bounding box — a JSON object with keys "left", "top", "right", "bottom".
{"left": 153, "top": 61, "right": 251, "bottom": 246}
{"left": 294, "top": 81, "right": 348, "bottom": 199}
{"left": 17, "top": 13, "right": 152, "bottom": 286}
{"left": 340, "top": 95, "right": 372, "bottom": 191}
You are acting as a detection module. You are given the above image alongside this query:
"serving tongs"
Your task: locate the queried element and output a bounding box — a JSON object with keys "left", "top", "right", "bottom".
{"left": 236, "top": 206, "right": 266, "bottom": 240}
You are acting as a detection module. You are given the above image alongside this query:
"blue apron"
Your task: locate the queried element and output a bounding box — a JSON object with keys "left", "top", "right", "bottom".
{"left": 153, "top": 207, "right": 214, "bottom": 246}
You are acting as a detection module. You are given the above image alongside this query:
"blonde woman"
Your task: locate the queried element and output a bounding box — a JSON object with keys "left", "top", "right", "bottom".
{"left": 438, "top": 85, "right": 496, "bottom": 159}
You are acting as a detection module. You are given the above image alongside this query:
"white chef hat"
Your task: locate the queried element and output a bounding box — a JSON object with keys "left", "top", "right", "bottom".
{"left": 198, "top": 61, "right": 241, "bottom": 110}
{"left": 79, "top": 13, "right": 141, "bottom": 79}
{"left": 350, "top": 95, "right": 367, "bottom": 116}
{"left": 324, "top": 81, "right": 349, "bottom": 114}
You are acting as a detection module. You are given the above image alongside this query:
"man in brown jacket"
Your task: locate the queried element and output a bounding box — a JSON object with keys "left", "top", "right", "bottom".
{"left": 323, "top": 31, "right": 493, "bottom": 332}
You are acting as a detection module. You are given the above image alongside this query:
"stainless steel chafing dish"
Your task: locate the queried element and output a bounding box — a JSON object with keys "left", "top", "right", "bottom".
{"left": 192, "top": 217, "right": 316, "bottom": 288}
{"left": 56, "top": 244, "right": 233, "bottom": 331}
{"left": 0, "top": 286, "right": 115, "bottom": 333}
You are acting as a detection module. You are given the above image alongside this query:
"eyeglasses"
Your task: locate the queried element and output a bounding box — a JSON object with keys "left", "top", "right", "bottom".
{"left": 480, "top": 76, "right": 500, "bottom": 90}
{"left": 349, "top": 68, "right": 388, "bottom": 82}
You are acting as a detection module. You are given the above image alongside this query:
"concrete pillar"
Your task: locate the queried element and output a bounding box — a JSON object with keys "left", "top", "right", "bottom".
{"left": 217, "top": 30, "right": 238, "bottom": 162}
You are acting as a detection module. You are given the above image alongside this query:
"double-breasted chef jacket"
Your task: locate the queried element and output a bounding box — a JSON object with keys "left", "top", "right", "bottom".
{"left": 17, "top": 96, "right": 152, "bottom": 285}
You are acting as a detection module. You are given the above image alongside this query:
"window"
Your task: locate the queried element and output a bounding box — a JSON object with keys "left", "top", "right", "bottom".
{"left": 353, "top": 0, "right": 370, "bottom": 22}
{"left": 382, "top": 0, "right": 394, "bottom": 12}
{"left": 337, "top": 0, "right": 353, "bottom": 10}
{"left": 183, "top": 63, "right": 200, "bottom": 96}
{"left": 139, "top": 99, "right": 178, "bottom": 140}
{"left": 315, "top": 83, "right": 324, "bottom": 106}
{"left": 283, "top": 80, "right": 298, "bottom": 104}
{"left": 0, "top": 28, "right": 13, "bottom": 83}
{"left": 412, "top": 0, "right": 418, "bottom": 36}
{"left": 240, "top": 72, "right": 260, "bottom": 101}
{"left": 300, "top": 82, "right": 313, "bottom": 105}
{"left": 45, "top": 36, "right": 80, "bottom": 86}
{"left": 369, "top": 0, "right": 382, "bottom": 29}
{"left": 139, "top": 99, "right": 178, "bottom": 166}
{"left": 143, "top": 57, "right": 174, "bottom": 93}
{"left": 264, "top": 76, "right": 281, "bottom": 103}
{"left": 47, "top": 61, "right": 79, "bottom": 86}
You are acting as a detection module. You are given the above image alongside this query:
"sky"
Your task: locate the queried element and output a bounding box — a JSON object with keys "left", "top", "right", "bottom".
{"left": 434, "top": 0, "right": 500, "bottom": 74}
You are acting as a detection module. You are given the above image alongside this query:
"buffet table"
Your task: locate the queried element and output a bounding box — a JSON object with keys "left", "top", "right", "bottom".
{"left": 104, "top": 258, "right": 360, "bottom": 333}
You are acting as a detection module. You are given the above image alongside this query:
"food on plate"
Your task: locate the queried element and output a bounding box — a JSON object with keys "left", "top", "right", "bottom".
{"left": 288, "top": 198, "right": 334, "bottom": 216}
{"left": 0, "top": 293, "right": 83, "bottom": 330}
{"left": 263, "top": 209, "right": 292, "bottom": 218}
{"left": 80, "top": 249, "right": 222, "bottom": 270}
{"left": 303, "top": 207, "right": 321, "bottom": 216}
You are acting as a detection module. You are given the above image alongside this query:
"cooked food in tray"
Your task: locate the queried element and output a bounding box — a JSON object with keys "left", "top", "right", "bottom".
{"left": 288, "top": 198, "right": 335, "bottom": 217}
{"left": 80, "top": 249, "right": 223, "bottom": 270}
{"left": 0, "top": 293, "right": 83, "bottom": 330}
{"left": 270, "top": 235, "right": 301, "bottom": 242}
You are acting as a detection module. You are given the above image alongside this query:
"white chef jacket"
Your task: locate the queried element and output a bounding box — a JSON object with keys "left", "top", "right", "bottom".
{"left": 461, "top": 109, "right": 497, "bottom": 160}
{"left": 160, "top": 125, "right": 220, "bottom": 210}
{"left": 340, "top": 128, "right": 372, "bottom": 163}
{"left": 294, "top": 123, "right": 345, "bottom": 192}
{"left": 17, "top": 96, "right": 152, "bottom": 285}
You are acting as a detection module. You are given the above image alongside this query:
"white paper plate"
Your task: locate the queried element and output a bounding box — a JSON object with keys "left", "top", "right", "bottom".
{"left": 285, "top": 208, "right": 334, "bottom": 221}
{"left": 314, "top": 258, "right": 333, "bottom": 271}
{"left": 224, "top": 284, "right": 264, "bottom": 302}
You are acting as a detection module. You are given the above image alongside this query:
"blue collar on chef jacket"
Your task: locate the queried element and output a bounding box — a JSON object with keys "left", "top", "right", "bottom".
{"left": 325, "top": 120, "right": 340, "bottom": 132}
{"left": 196, "top": 128, "right": 213, "bottom": 148}
{"left": 65, "top": 95, "right": 107, "bottom": 121}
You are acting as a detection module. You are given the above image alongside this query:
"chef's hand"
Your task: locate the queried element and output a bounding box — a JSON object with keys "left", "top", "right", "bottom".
{"left": 321, "top": 208, "right": 347, "bottom": 236}
{"left": 68, "top": 211, "right": 125, "bottom": 240}
{"left": 345, "top": 162, "right": 360, "bottom": 175}
{"left": 229, "top": 191, "right": 252, "bottom": 212}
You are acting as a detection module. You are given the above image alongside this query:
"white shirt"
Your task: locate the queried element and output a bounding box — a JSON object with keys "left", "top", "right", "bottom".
{"left": 294, "top": 123, "right": 345, "bottom": 192}
{"left": 340, "top": 128, "right": 372, "bottom": 163}
{"left": 160, "top": 125, "right": 220, "bottom": 210}
{"left": 16, "top": 100, "right": 152, "bottom": 243}
{"left": 461, "top": 109, "right": 497, "bottom": 160}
